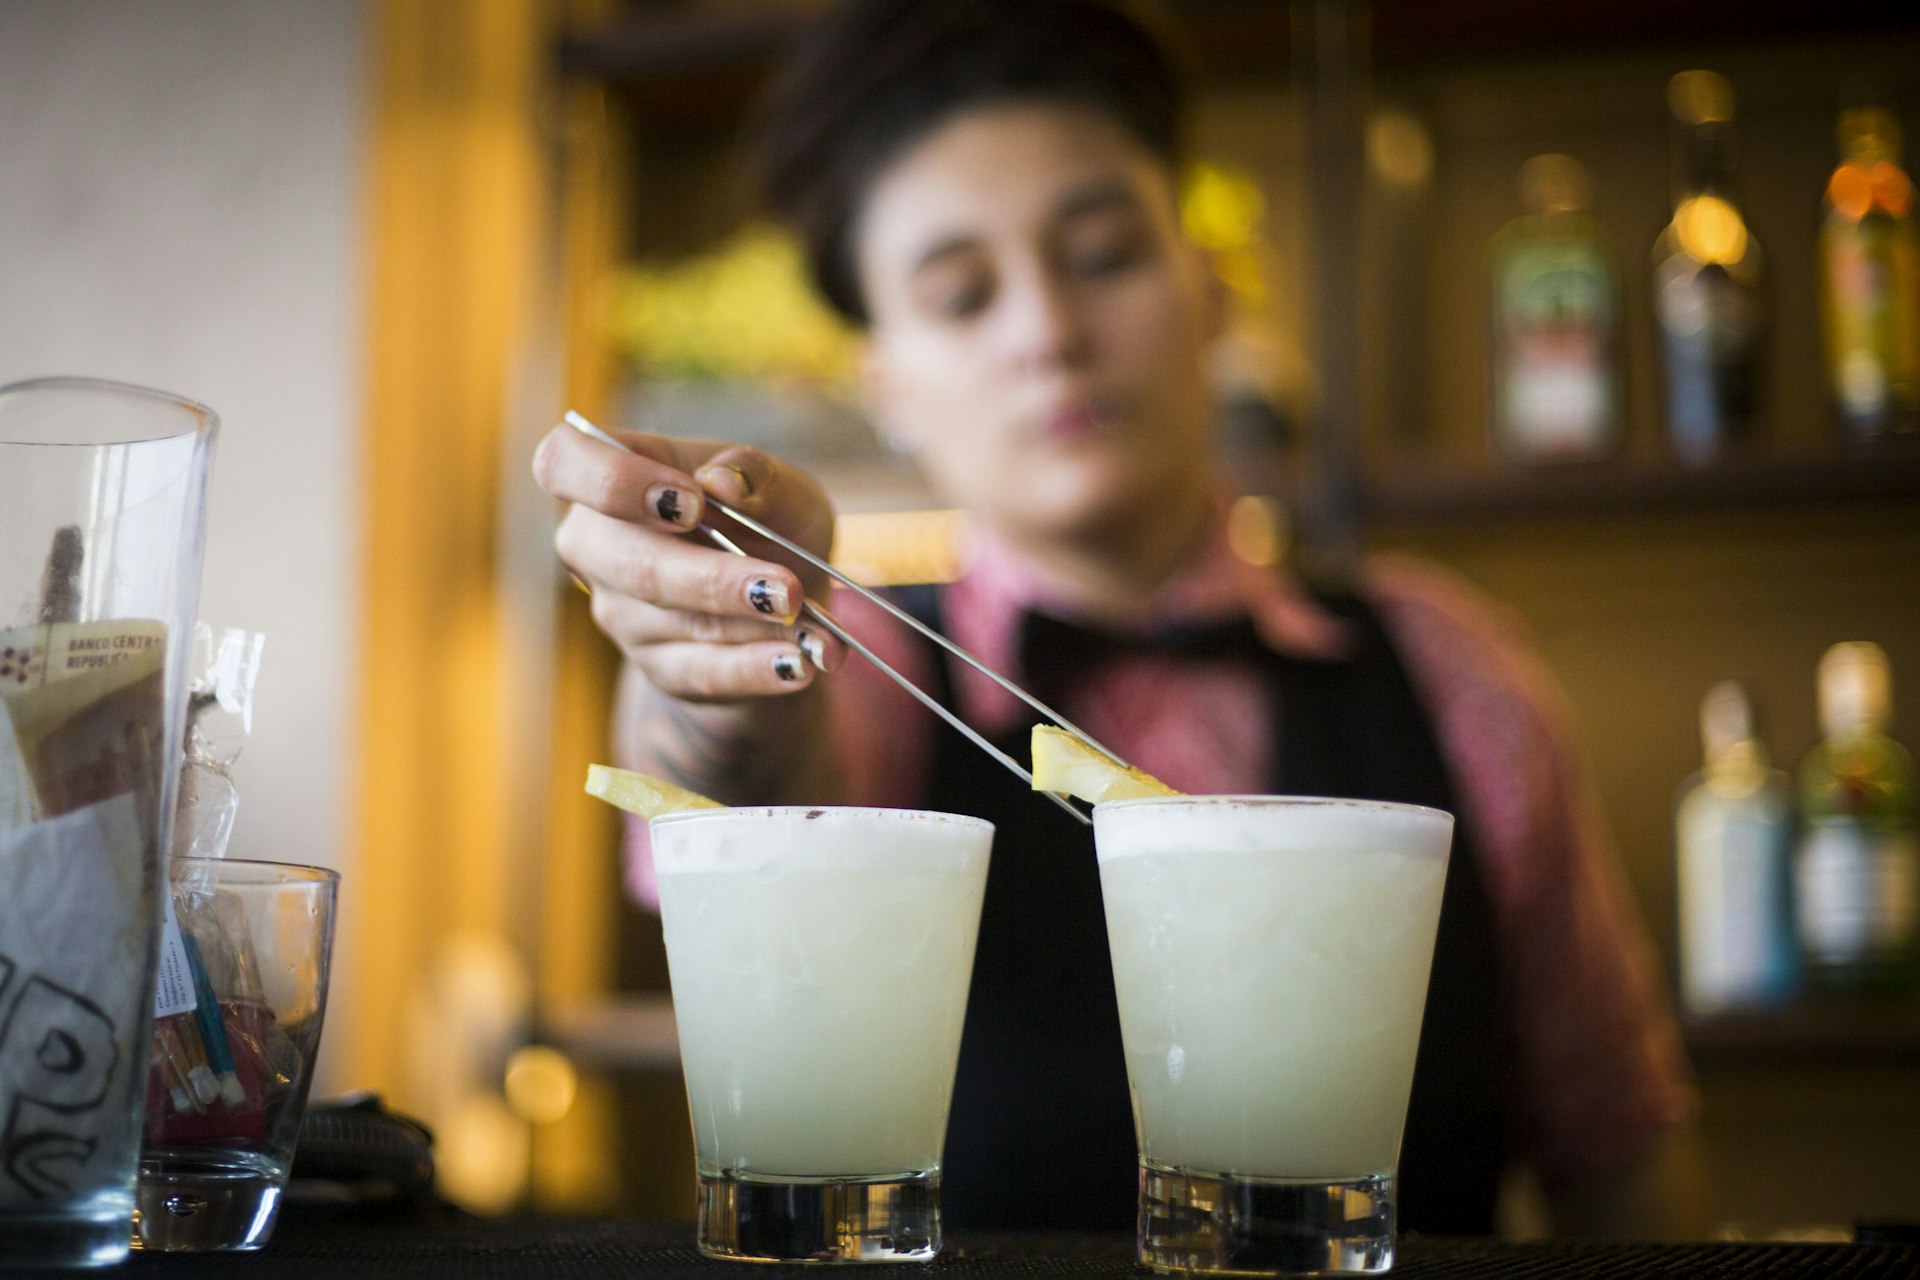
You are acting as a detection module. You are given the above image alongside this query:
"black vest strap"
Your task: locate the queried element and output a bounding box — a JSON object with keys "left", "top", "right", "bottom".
{"left": 894, "top": 583, "right": 1508, "bottom": 1234}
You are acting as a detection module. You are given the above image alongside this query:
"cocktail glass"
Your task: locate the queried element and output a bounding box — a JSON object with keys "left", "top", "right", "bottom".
{"left": 1094, "top": 796, "right": 1453, "bottom": 1276}
{"left": 651, "top": 807, "right": 992, "bottom": 1263}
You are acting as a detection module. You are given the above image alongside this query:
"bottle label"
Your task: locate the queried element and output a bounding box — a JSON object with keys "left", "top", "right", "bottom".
{"left": 1797, "top": 824, "right": 1920, "bottom": 963}
{"left": 1656, "top": 258, "right": 1761, "bottom": 454}
{"left": 1824, "top": 227, "right": 1894, "bottom": 420}
{"left": 1495, "top": 249, "right": 1619, "bottom": 459}
{"left": 1680, "top": 801, "right": 1793, "bottom": 1012}
{"left": 153, "top": 892, "right": 198, "bottom": 1020}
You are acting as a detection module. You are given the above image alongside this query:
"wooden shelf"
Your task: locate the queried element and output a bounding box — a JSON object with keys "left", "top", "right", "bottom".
{"left": 1684, "top": 1005, "right": 1920, "bottom": 1070}
{"left": 1360, "top": 450, "right": 1920, "bottom": 525}
{"left": 1364, "top": 0, "right": 1917, "bottom": 67}
{"left": 556, "top": 1, "right": 1920, "bottom": 95}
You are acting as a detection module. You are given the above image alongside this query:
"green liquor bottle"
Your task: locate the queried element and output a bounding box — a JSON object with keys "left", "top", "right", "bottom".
{"left": 1489, "top": 154, "right": 1624, "bottom": 463}
{"left": 1795, "top": 642, "right": 1919, "bottom": 997}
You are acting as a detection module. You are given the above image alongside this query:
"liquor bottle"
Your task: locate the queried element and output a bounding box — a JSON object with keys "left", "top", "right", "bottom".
{"left": 1652, "top": 70, "right": 1766, "bottom": 466}
{"left": 1488, "top": 154, "right": 1624, "bottom": 463}
{"left": 1818, "top": 104, "right": 1920, "bottom": 444}
{"left": 1795, "top": 642, "right": 1919, "bottom": 996}
{"left": 1675, "top": 680, "right": 1798, "bottom": 1015}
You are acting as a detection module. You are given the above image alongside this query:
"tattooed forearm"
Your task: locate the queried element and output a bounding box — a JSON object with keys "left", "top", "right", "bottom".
{"left": 615, "top": 665, "right": 843, "bottom": 805}
{"left": 653, "top": 696, "right": 755, "bottom": 787}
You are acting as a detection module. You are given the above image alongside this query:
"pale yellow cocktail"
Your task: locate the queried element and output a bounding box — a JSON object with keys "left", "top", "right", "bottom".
{"left": 652, "top": 806, "right": 991, "bottom": 1263}
{"left": 1094, "top": 796, "right": 1453, "bottom": 1276}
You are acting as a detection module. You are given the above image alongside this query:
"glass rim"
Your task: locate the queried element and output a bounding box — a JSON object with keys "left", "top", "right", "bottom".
{"left": 1095, "top": 794, "right": 1453, "bottom": 825}
{"left": 649, "top": 804, "right": 994, "bottom": 836}
{"left": 170, "top": 854, "right": 340, "bottom": 887}
{"left": 0, "top": 375, "right": 219, "bottom": 445}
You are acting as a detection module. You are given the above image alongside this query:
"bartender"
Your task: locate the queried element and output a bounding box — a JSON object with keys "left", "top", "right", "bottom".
{"left": 533, "top": 0, "right": 1705, "bottom": 1239}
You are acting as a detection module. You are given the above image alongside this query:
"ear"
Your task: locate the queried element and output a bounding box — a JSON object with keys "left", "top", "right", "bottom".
{"left": 1194, "top": 246, "right": 1232, "bottom": 347}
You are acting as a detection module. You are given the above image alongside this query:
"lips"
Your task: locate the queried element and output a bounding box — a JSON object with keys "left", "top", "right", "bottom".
{"left": 1042, "top": 401, "right": 1107, "bottom": 443}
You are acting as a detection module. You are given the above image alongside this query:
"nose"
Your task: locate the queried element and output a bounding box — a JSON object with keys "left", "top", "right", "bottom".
{"left": 997, "top": 259, "right": 1092, "bottom": 374}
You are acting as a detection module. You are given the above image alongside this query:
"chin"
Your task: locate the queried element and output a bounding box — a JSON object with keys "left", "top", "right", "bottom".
{"left": 1006, "top": 464, "right": 1161, "bottom": 544}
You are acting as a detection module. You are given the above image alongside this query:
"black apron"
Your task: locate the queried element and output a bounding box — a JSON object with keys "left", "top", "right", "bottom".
{"left": 896, "top": 584, "right": 1510, "bottom": 1235}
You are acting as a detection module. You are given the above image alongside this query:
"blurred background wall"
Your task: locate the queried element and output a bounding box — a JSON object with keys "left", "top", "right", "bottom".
{"left": 0, "top": 0, "right": 369, "bottom": 1088}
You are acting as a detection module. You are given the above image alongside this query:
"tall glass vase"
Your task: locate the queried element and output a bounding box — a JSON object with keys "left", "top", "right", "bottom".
{"left": 0, "top": 377, "right": 217, "bottom": 1267}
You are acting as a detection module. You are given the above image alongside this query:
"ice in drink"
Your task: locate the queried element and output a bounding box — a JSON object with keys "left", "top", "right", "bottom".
{"left": 651, "top": 807, "right": 991, "bottom": 1262}
{"left": 1094, "top": 796, "right": 1453, "bottom": 1276}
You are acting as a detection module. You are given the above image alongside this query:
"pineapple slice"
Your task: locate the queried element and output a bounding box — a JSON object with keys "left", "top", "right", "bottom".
{"left": 584, "top": 764, "right": 724, "bottom": 818}
{"left": 1029, "top": 725, "right": 1182, "bottom": 806}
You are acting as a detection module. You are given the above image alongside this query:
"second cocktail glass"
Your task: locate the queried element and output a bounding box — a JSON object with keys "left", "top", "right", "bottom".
{"left": 1094, "top": 796, "right": 1454, "bottom": 1277}
{"left": 651, "top": 806, "right": 992, "bottom": 1263}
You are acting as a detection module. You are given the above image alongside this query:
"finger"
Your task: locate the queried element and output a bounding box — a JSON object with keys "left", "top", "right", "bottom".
{"left": 635, "top": 640, "right": 819, "bottom": 702}
{"left": 793, "top": 622, "right": 846, "bottom": 673}
{"left": 532, "top": 423, "right": 712, "bottom": 533}
{"left": 589, "top": 598, "right": 848, "bottom": 670}
{"left": 556, "top": 506, "right": 806, "bottom": 624}
{"left": 692, "top": 446, "right": 837, "bottom": 590}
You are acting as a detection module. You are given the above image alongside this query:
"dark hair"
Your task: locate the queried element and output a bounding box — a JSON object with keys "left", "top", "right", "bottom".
{"left": 756, "top": 0, "right": 1190, "bottom": 326}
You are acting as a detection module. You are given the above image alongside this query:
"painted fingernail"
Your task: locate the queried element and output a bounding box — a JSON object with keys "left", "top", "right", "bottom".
{"left": 797, "top": 629, "right": 827, "bottom": 672}
{"left": 650, "top": 486, "right": 689, "bottom": 526}
{"left": 748, "top": 578, "right": 791, "bottom": 619}
{"left": 773, "top": 652, "right": 805, "bottom": 682}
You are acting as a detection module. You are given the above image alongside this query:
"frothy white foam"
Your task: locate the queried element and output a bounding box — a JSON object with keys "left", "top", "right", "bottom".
{"left": 1093, "top": 796, "right": 1453, "bottom": 864}
{"left": 652, "top": 806, "right": 993, "bottom": 877}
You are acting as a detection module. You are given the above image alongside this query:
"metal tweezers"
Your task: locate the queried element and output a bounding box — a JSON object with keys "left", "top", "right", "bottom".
{"left": 565, "top": 410, "right": 1125, "bottom": 826}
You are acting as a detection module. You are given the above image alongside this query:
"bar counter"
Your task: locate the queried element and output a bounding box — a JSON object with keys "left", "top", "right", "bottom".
{"left": 63, "top": 1215, "right": 1918, "bottom": 1279}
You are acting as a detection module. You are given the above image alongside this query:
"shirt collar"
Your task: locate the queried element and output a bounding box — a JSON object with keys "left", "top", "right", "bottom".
{"left": 941, "top": 497, "right": 1348, "bottom": 686}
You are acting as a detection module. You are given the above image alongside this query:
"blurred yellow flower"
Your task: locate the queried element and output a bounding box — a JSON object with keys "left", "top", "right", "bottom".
{"left": 610, "top": 228, "right": 858, "bottom": 383}
{"left": 1182, "top": 162, "right": 1266, "bottom": 254}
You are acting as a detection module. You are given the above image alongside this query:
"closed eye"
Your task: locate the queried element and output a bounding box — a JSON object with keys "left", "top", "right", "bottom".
{"left": 1067, "top": 235, "right": 1149, "bottom": 280}
{"left": 933, "top": 278, "right": 993, "bottom": 319}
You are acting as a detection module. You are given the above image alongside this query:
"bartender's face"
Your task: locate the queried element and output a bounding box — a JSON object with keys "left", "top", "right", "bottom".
{"left": 855, "top": 102, "right": 1223, "bottom": 550}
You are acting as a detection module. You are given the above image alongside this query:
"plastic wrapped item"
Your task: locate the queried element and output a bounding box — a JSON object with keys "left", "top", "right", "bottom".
{"left": 171, "top": 624, "right": 265, "bottom": 862}
{"left": 147, "top": 625, "right": 271, "bottom": 1143}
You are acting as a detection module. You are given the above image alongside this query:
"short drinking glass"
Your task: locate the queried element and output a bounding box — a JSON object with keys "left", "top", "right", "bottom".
{"left": 1095, "top": 797, "right": 1453, "bottom": 1276}
{"left": 133, "top": 857, "right": 338, "bottom": 1252}
{"left": 651, "top": 807, "right": 992, "bottom": 1263}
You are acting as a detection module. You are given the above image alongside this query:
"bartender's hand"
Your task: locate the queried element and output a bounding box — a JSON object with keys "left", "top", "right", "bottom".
{"left": 532, "top": 423, "right": 848, "bottom": 700}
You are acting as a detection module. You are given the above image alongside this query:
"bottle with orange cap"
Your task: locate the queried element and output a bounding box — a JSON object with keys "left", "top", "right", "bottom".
{"left": 1818, "top": 101, "right": 1920, "bottom": 444}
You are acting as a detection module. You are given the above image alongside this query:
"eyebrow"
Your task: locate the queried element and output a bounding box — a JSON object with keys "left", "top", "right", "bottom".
{"left": 907, "top": 177, "right": 1147, "bottom": 279}
{"left": 1053, "top": 177, "right": 1141, "bottom": 223}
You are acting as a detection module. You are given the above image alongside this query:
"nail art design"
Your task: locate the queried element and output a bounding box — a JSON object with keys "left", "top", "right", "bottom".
{"left": 773, "top": 653, "right": 804, "bottom": 682}
{"left": 797, "top": 629, "right": 827, "bottom": 672}
{"left": 748, "top": 579, "right": 789, "bottom": 617}
{"left": 654, "top": 488, "right": 682, "bottom": 524}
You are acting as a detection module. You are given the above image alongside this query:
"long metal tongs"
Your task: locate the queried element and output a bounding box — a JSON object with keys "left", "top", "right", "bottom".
{"left": 564, "top": 410, "right": 1123, "bottom": 826}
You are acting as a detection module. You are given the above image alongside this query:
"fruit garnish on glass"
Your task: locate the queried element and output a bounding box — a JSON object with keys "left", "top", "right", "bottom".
{"left": 1029, "top": 725, "right": 1182, "bottom": 806}
{"left": 584, "top": 763, "right": 725, "bottom": 818}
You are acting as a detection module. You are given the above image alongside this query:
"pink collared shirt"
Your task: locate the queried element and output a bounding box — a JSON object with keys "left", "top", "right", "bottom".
{"left": 628, "top": 520, "right": 1696, "bottom": 1194}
